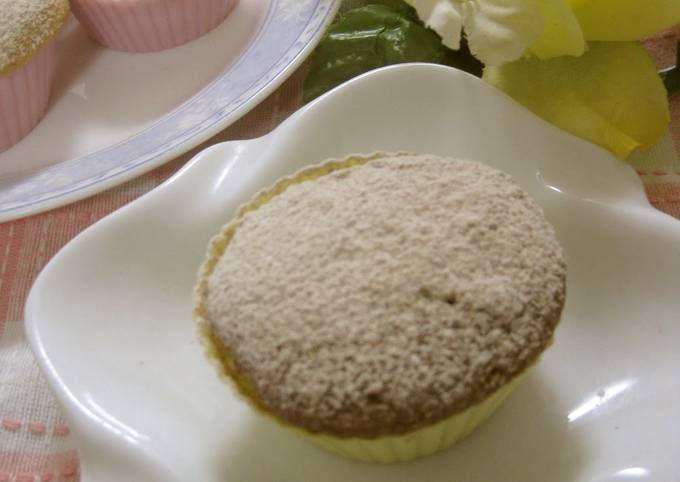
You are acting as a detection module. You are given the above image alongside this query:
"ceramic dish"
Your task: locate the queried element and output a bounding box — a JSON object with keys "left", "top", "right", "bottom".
{"left": 0, "top": 0, "right": 338, "bottom": 222}
{"left": 26, "top": 64, "right": 680, "bottom": 482}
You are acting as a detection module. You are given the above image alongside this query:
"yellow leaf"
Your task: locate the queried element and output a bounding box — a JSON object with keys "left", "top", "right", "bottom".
{"left": 483, "top": 42, "right": 670, "bottom": 158}
{"left": 528, "top": 0, "right": 585, "bottom": 59}
{"left": 566, "top": 0, "right": 680, "bottom": 41}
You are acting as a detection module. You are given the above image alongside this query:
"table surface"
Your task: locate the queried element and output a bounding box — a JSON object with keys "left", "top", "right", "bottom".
{"left": 1, "top": 21, "right": 679, "bottom": 482}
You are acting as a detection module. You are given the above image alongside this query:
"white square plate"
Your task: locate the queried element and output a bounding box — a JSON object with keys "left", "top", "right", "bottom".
{"left": 26, "top": 64, "right": 680, "bottom": 482}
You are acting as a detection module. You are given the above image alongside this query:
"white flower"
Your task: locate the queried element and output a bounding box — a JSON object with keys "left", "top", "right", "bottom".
{"left": 412, "top": 0, "right": 544, "bottom": 66}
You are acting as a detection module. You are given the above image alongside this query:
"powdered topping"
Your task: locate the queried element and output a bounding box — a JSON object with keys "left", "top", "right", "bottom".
{"left": 0, "top": 0, "right": 69, "bottom": 75}
{"left": 203, "top": 154, "right": 566, "bottom": 437}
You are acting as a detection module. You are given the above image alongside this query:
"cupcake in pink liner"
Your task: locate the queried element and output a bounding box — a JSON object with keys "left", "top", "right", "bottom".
{"left": 70, "top": 0, "right": 238, "bottom": 53}
{"left": 0, "top": 0, "right": 70, "bottom": 153}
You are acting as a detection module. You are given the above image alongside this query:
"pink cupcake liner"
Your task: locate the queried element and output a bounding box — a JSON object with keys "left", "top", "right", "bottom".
{"left": 71, "top": 0, "right": 238, "bottom": 53}
{"left": 0, "top": 41, "right": 57, "bottom": 153}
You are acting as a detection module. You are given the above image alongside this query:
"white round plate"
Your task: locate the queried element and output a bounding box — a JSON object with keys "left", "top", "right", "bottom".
{"left": 26, "top": 64, "right": 680, "bottom": 482}
{"left": 0, "top": 0, "right": 338, "bottom": 222}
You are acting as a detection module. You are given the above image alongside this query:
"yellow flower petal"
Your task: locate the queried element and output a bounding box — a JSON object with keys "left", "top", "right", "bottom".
{"left": 527, "top": 0, "right": 585, "bottom": 59}
{"left": 483, "top": 42, "right": 670, "bottom": 158}
{"left": 567, "top": 0, "right": 680, "bottom": 41}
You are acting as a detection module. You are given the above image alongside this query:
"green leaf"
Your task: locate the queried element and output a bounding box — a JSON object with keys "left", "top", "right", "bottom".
{"left": 303, "top": 0, "right": 481, "bottom": 103}
{"left": 660, "top": 41, "right": 680, "bottom": 98}
{"left": 339, "top": 0, "right": 417, "bottom": 19}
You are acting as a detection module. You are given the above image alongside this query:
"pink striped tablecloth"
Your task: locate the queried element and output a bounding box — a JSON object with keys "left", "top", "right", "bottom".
{"left": 1, "top": 25, "right": 679, "bottom": 482}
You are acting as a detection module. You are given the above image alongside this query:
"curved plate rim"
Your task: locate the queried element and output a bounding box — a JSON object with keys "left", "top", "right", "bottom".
{"left": 0, "top": 0, "right": 339, "bottom": 223}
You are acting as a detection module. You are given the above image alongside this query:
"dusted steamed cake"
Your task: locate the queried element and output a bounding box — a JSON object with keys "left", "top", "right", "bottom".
{"left": 194, "top": 153, "right": 566, "bottom": 462}
{"left": 0, "top": 0, "right": 68, "bottom": 76}
{"left": 0, "top": 0, "right": 69, "bottom": 152}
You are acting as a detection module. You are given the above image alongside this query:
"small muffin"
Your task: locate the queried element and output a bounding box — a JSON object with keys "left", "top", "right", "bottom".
{"left": 0, "top": 0, "right": 69, "bottom": 152}
{"left": 195, "top": 153, "right": 567, "bottom": 462}
{"left": 70, "top": 0, "right": 238, "bottom": 53}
